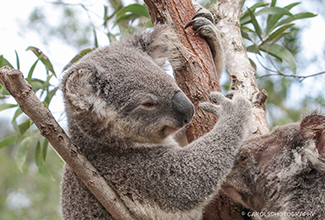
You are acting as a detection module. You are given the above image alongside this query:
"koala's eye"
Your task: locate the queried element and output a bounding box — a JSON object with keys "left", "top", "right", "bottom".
{"left": 140, "top": 101, "right": 157, "bottom": 110}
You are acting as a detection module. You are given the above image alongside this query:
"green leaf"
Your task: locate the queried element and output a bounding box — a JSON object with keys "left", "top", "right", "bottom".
{"left": 15, "top": 50, "right": 20, "bottom": 70}
{"left": 266, "top": 2, "right": 301, "bottom": 35}
{"left": 246, "top": 44, "right": 261, "bottom": 55}
{"left": 11, "top": 107, "right": 23, "bottom": 123}
{"left": 35, "top": 141, "right": 54, "bottom": 180}
{"left": 26, "top": 46, "right": 56, "bottom": 75}
{"left": 0, "top": 135, "right": 17, "bottom": 149}
{"left": 30, "top": 79, "right": 45, "bottom": 93}
{"left": 18, "top": 119, "right": 33, "bottom": 135}
{"left": 247, "top": 7, "right": 263, "bottom": 41}
{"left": 260, "top": 43, "right": 297, "bottom": 74}
{"left": 255, "top": 7, "right": 293, "bottom": 17}
{"left": 0, "top": 55, "right": 14, "bottom": 68}
{"left": 27, "top": 57, "right": 41, "bottom": 81}
{"left": 0, "top": 85, "right": 10, "bottom": 97}
{"left": 42, "top": 139, "right": 49, "bottom": 161}
{"left": 103, "top": 5, "right": 118, "bottom": 27}
{"left": 43, "top": 86, "right": 59, "bottom": 107}
{"left": 0, "top": 103, "right": 17, "bottom": 112}
{"left": 263, "top": 23, "right": 295, "bottom": 44}
{"left": 62, "top": 48, "right": 95, "bottom": 71}
{"left": 241, "top": 1, "right": 270, "bottom": 24}
{"left": 116, "top": 3, "right": 150, "bottom": 19}
{"left": 93, "top": 27, "right": 98, "bottom": 48}
{"left": 16, "top": 136, "right": 33, "bottom": 171}
{"left": 276, "top": 12, "right": 317, "bottom": 28}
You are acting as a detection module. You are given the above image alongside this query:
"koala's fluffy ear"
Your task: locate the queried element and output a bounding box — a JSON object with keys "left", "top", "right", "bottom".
{"left": 62, "top": 68, "right": 95, "bottom": 111}
{"left": 143, "top": 25, "right": 182, "bottom": 70}
{"left": 300, "top": 111, "right": 325, "bottom": 156}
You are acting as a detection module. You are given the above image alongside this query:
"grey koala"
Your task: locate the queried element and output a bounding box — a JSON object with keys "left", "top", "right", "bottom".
{"left": 222, "top": 111, "right": 325, "bottom": 220}
{"left": 60, "top": 16, "right": 246, "bottom": 220}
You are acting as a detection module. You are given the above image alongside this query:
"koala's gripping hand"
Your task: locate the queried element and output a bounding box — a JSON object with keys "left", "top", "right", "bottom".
{"left": 200, "top": 91, "right": 252, "bottom": 140}
{"left": 185, "top": 6, "right": 225, "bottom": 77}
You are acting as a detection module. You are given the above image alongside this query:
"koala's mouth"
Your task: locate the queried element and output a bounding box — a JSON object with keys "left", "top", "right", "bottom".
{"left": 161, "top": 125, "right": 180, "bottom": 137}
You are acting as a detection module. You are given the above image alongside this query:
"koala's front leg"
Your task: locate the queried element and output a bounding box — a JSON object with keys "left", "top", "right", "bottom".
{"left": 185, "top": 5, "right": 225, "bottom": 77}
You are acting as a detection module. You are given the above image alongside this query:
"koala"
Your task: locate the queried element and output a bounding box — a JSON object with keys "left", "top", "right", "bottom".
{"left": 60, "top": 16, "right": 243, "bottom": 220}
{"left": 222, "top": 111, "right": 325, "bottom": 220}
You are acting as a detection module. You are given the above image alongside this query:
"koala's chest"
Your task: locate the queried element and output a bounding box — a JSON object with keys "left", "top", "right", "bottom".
{"left": 90, "top": 156, "right": 204, "bottom": 220}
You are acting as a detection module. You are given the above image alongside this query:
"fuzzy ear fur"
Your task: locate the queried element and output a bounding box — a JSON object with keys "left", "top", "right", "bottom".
{"left": 300, "top": 111, "right": 325, "bottom": 156}
{"left": 62, "top": 68, "right": 96, "bottom": 111}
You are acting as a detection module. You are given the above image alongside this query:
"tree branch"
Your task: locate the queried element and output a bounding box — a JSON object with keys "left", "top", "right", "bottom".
{"left": 0, "top": 66, "right": 135, "bottom": 220}
{"left": 211, "top": 0, "right": 269, "bottom": 135}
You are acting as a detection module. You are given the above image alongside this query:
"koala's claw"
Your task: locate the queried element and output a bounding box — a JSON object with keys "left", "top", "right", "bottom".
{"left": 200, "top": 91, "right": 252, "bottom": 120}
{"left": 192, "top": 12, "right": 215, "bottom": 24}
{"left": 209, "top": 92, "right": 231, "bottom": 105}
{"left": 199, "top": 102, "right": 222, "bottom": 116}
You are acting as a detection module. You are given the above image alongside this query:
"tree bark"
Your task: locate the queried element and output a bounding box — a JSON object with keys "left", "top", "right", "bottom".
{"left": 211, "top": 0, "right": 269, "bottom": 135}
{"left": 204, "top": 1, "right": 270, "bottom": 220}
{"left": 145, "top": 0, "right": 269, "bottom": 219}
{"left": 0, "top": 66, "right": 135, "bottom": 220}
{"left": 144, "top": 0, "right": 220, "bottom": 143}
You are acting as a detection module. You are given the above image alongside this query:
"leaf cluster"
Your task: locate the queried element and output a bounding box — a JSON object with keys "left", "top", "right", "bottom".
{"left": 0, "top": 47, "right": 59, "bottom": 179}
{"left": 241, "top": 0, "right": 316, "bottom": 75}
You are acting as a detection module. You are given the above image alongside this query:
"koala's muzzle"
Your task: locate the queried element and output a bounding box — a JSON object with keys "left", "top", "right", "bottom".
{"left": 172, "top": 91, "right": 195, "bottom": 127}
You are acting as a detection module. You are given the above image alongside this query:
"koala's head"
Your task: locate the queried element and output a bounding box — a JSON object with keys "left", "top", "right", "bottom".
{"left": 61, "top": 25, "right": 194, "bottom": 145}
{"left": 222, "top": 111, "right": 325, "bottom": 211}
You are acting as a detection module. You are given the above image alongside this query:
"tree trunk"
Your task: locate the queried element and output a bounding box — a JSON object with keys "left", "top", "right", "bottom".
{"left": 144, "top": 0, "right": 220, "bottom": 143}
{"left": 144, "top": 0, "right": 269, "bottom": 219}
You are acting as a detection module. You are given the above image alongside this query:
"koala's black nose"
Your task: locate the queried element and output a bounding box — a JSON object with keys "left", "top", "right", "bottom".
{"left": 171, "top": 91, "right": 195, "bottom": 127}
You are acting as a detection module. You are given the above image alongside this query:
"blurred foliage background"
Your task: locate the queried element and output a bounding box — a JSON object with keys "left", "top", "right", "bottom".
{"left": 0, "top": 0, "right": 324, "bottom": 219}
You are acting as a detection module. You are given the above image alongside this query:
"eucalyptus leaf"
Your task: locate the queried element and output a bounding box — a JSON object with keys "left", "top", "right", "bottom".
{"left": 27, "top": 57, "right": 41, "bottom": 81}
{"left": 0, "top": 103, "right": 17, "bottom": 112}
{"left": 260, "top": 43, "right": 297, "bottom": 74}
{"left": 42, "top": 139, "right": 49, "bottom": 161}
{"left": 255, "top": 7, "right": 293, "bottom": 17}
{"left": 16, "top": 136, "right": 33, "bottom": 172}
{"left": 247, "top": 8, "right": 263, "bottom": 41}
{"left": 11, "top": 107, "right": 23, "bottom": 124}
{"left": 263, "top": 23, "right": 294, "bottom": 44}
{"left": 276, "top": 12, "right": 317, "bottom": 28}
{"left": 241, "top": 1, "right": 270, "bottom": 24}
{"left": 63, "top": 48, "right": 95, "bottom": 71}
{"left": 266, "top": 2, "right": 301, "bottom": 35}
{"left": 0, "top": 135, "right": 17, "bottom": 149}
{"left": 43, "top": 86, "right": 59, "bottom": 107}
{"left": 15, "top": 50, "right": 20, "bottom": 70}
{"left": 18, "top": 119, "right": 33, "bottom": 135}
{"left": 26, "top": 46, "right": 56, "bottom": 75}
{"left": 116, "top": 3, "right": 150, "bottom": 20}
{"left": 0, "top": 55, "right": 14, "bottom": 68}
{"left": 35, "top": 141, "right": 54, "bottom": 180}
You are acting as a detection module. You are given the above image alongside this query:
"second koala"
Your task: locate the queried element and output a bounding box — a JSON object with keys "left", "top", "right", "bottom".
{"left": 223, "top": 111, "right": 325, "bottom": 219}
{"left": 60, "top": 19, "right": 252, "bottom": 220}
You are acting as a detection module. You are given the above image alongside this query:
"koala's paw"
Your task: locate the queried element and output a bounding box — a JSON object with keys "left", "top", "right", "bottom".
{"left": 185, "top": 10, "right": 224, "bottom": 75}
{"left": 199, "top": 91, "right": 252, "bottom": 121}
{"left": 185, "top": 12, "right": 216, "bottom": 42}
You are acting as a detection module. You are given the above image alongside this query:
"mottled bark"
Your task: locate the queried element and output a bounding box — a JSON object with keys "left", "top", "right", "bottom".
{"left": 0, "top": 66, "right": 135, "bottom": 220}
{"left": 211, "top": 0, "right": 269, "bottom": 135}
{"left": 145, "top": 0, "right": 269, "bottom": 219}
{"left": 144, "top": 0, "right": 220, "bottom": 143}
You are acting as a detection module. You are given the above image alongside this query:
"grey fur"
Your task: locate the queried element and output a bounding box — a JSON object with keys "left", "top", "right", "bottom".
{"left": 60, "top": 25, "right": 249, "bottom": 220}
{"left": 223, "top": 111, "right": 325, "bottom": 220}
